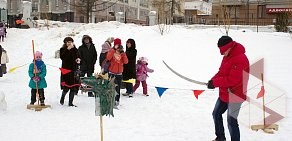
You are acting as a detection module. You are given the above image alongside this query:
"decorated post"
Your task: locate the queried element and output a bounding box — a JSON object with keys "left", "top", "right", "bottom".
{"left": 80, "top": 75, "right": 116, "bottom": 141}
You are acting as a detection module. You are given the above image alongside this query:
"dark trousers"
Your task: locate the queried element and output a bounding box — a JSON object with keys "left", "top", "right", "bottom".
{"left": 80, "top": 71, "right": 93, "bottom": 96}
{"left": 1, "top": 64, "right": 6, "bottom": 74}
{"left": 125, "top": 82, "right": 133, "bottom": 94}
{"left": 0, "top": 65, "right": 2, "bottom": 77}
{"left": 212, "top": 98, "right": 242, "bottom": 141}
{"left": 31, "top": 89, "right": 45, "bottom": 104}
{"left": 109, "top": 73, "right": 122, "bottom": 102}
{"left": 61, "top": 87, "right": 78, "bottom": 106}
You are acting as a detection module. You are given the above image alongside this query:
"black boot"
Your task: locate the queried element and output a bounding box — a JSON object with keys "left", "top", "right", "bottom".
{"left": 30, "top": 89, "right": 37, "bottom": 105}
{"left": 60, "top": 91, "right": 67, "bottom": 105}
{"left": 88, "top": 92, "right": 94, "bottom": 97}
{"left": 39, "top": 89, "right": 45, "bottom": 106}
{"left": 68, "top": 91, "right": 77, "bottom": 107}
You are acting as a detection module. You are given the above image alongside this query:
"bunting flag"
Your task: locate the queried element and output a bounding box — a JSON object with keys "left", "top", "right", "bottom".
{"left": 257, "top": 86, "right": 265, "bottom": 99}
{"left": 122, "top": 79, "right": 136, "bottom": 84}
{"left": 8, "top": 63, "right": 28, "bottom": 73}
{"left": 155, "top": 87, "right": 168, "bottom": 97}
{"left": 59, "top": 68, "right": 72, "bottom": 75}
{"left": 193, "top": 90, "right": 205, "bottom": 99}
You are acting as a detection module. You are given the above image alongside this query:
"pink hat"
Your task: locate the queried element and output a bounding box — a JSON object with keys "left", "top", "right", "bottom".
{"left": 114, "top": 38, "right": 121, "bottom": 46}
{"left": 35, "top": 51, "right": 43, "bottom": 58}
{"left": 139, "top": 57, "right": 148, "bottom": 63}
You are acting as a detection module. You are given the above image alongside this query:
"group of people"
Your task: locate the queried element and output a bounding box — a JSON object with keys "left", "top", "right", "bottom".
{"left": 0, "top": 45, "right": 9, "bottom": 77}
{"left": 28, "top": 35, "right": 154, "bottom": 108}
{"left": 27, "top": 35, "right": 250, "bottom": 141}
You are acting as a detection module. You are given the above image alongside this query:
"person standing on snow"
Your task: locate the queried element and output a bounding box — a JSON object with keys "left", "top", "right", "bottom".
{"left": 28, "top": 51, "right": 47, "bottom": 106}
{"left": 60, "top": 37, "right": 81, "bottom": 107}
{"left": 206, "top": 36, "right": 249, "bottom": 141}
{"left": 106, "top": 38, "right": 128, "bottom": 107}
{"left": 99, "top": 37, "right": 114, "bottom": 67}
{"left": 133, "top": 57, "right": 153, "bottom": 96}
{"left": 1, "top": 46, "right": 9, "bottom": 75}
{"left": 78, "top": 35, "right": 97, "bottom": 97}
{"left": 122, "top": 38, "right": 137, "bottom": 97}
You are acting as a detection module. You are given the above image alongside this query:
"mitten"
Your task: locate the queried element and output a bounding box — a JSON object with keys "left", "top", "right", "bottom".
{"left": 207, "top": 80, "right": 215, "bottom": 89}
{"left": 32, "top": 76, "right": 41, "bottom": 82}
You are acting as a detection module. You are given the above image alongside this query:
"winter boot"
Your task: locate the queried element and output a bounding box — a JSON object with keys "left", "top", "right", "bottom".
{"left": 88, "top": 92, "right": 94, "bottom": 97}
{"left": 68, "top": 91, "right": 77, "bottom": 107}
{"left": 60, "top": 91, "right": 67, "bottom": 105}
{"left": 113, "top": 101, "right": 119, "bottom": 109}
{"left": 40, "top": 100, "right": 45, "bottom": 106}
{"left": 212, "top": 137, "right": 226, "bottom": 141}
{"left": 122, "top": 93, "right": 129, "bottom": 96}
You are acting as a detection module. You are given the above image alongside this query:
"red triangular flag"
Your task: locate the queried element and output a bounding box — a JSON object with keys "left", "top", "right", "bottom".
{"left": 193, "top": 90, "right": 205, "bottom": 99}
{"left": 256, "top": 86, "right": 265, "bottom": 99}
{"left": 59, "top": 68, "right": 72, "bottom": 75}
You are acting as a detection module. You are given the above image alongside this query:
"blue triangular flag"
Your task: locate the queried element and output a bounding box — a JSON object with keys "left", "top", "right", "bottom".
{"left": 155, "top": 87, "right": 168, "bottom": 97}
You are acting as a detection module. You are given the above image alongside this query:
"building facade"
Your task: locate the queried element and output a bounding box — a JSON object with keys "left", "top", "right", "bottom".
{"left": 204, "top": 0, "right": 292, "bottom": 25}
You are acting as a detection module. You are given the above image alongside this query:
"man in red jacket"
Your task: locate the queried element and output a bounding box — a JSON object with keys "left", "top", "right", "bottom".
{"left": 207, "top": 36, "right": 250, "bottom": 141}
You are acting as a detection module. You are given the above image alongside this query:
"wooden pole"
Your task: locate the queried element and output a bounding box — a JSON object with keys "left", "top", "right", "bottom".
{"left": 32, "top": 40, "right": 40, "bottom": 105}
{"left": 100, "top": 116, "right": 104, "bottom": 141}
{"left": 261, "top": 73, "right": 266, "bottom": 126}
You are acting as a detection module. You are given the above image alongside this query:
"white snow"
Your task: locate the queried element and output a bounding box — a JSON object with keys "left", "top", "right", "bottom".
{"left": 0, "top": 21, "right": 291, "bottom": 141}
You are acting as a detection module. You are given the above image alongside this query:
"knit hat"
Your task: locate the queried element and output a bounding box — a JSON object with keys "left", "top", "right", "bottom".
{"left": 106, "top": 37, "right": 115, "bottom": 43}
{"left": 114, "top": 38, "right": 122, "bottom": 46}
{"left": 139, "top": 57, "right": 148, "bottom": 64}
{"left": 35, "top": 51, "right": 43, "bottom": 59}
{"left": 217, "top": 36, "right": 233, "bottom": 47}
{"left": 63, "top": 37, "right": 74, "bottom": 43}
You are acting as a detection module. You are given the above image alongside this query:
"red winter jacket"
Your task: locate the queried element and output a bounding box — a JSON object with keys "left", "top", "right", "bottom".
{"left": 106, "top": 48, "right": 128, "bottom": 74}
{"left": 212, "top": 41, "right": 250, "bottom": 103}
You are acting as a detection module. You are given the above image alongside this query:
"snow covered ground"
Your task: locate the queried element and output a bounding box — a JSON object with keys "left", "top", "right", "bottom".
{"left": 0, "top": 21, "right": 291, "bottom": 141}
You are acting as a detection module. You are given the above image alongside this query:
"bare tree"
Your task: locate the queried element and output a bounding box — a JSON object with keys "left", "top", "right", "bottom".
{"left": 62, "top": 0, "right": 117, "bottom": 23}
{"left": 151, "top": 0, "right": 183, "bottom": 25}
{"left": 218, "top": 0, "right": 232, "bottom": 35}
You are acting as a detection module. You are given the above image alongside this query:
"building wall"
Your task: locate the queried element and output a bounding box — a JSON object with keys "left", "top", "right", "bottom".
{"left": 201, "top": 0, "right": 292, "bottom": 25}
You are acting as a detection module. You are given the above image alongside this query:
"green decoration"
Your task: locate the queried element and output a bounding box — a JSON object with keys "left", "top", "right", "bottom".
{"left": 81, "top": 76, "right": 116, "bottom": 117}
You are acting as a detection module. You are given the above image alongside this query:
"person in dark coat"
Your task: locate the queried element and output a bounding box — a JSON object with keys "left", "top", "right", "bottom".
{"left": 207, "top": 36, "right": 249, "bottom": 141}
{"left": 122, "top": 39, "right": 137, "bottom": 97}
{"left": 60, "top": 37, "right": 81, "bottom": 107}
{"left": 78, "top": 35, "right": 97, "bottom": 97}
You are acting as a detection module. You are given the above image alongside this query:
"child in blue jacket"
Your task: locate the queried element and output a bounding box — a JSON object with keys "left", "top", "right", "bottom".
{"left": 28, "top": 51, "right": 47, "bottom": 106}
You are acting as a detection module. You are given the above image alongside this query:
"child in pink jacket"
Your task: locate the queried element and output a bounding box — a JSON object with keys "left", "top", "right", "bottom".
{"left": 133, "top": 57, "right": 154, "bottom": 96}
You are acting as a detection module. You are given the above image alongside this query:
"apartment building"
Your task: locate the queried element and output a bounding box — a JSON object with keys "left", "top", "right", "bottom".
{"left": 78, "top": 0, "right": 151, "bottom": 24}
{"left": 204, "top": 0, "right": 292, "bottom": 25}
{"left": 6, "top": 0, "right": 151, "bottom": 26}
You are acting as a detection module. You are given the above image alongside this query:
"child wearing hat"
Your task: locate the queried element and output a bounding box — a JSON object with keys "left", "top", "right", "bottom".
{"left": 28, "top": 51, "right": 47, "bottom": 106}
{"left": 106, "top": 38, "right": 128, "bottom": 107}
{"left": 133, "top": 57, "right": 154, "bottom": 96}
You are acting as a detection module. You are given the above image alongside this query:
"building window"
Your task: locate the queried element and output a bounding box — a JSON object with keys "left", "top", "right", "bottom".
{"left": 56, "top": 0, "right": 59, "bottom": 7}
{"left": 258, "top": 5, "right": 265, "bottom": 18}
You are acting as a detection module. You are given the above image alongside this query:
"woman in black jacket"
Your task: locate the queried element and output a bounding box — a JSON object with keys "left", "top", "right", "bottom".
{"left": 60, "top": 37, "right": 81, "bottom": 106}
{"left": 78, "top": 35, "right": 97, "bottom": 97}
{"left": 122, "top": 39, "right": 137, "bottom": 97}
